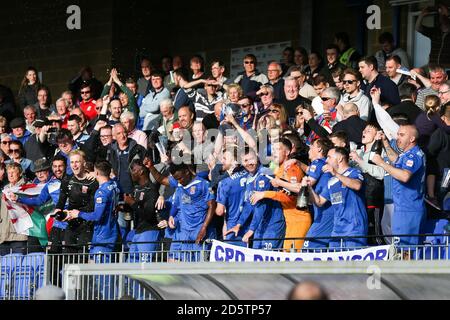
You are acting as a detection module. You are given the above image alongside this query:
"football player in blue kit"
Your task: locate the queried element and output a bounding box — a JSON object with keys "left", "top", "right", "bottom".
{"left": 169, "top": 163, "right": 216, "bottom": 261}
{"left": 371, "top": 124, "right": 426, "bottom": 247}
{"left": 215, "top": 146, "right": 248, "bottom": 247}
{"left": 302, "top": 138, "right": 335, "bottom": 249}
{"left": 226, "top": 147, "right": 286, "bottom": 250}
{"left": 306, "top": 147, "right": 368, "bottom": 249}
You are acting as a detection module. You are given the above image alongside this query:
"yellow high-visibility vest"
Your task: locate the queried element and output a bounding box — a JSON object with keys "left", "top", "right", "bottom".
{"left": 340, "top": 47, "right": 357, "bottom": 67}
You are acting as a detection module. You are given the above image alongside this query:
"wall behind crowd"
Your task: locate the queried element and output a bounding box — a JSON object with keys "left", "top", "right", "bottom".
{"left": 0, "top": 0, "right": 442, "bottom": 98}
{"left": 0, "top": 0, "right": 371, "bottom": 97}
{"left": 0, "top": 0, "right": 113, "bottom": 97}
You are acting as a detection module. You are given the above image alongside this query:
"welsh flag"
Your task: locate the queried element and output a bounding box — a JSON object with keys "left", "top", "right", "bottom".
{"left": 2, "top": 183, "right": 54, "bottom": 246}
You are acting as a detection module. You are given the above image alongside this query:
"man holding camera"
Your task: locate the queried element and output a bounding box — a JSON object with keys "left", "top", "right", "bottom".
{"left": 55, "top": 150, "right": 98, "bottom": 253}
{"left": 23, "top": 119, "right": 52, "bottom": 162}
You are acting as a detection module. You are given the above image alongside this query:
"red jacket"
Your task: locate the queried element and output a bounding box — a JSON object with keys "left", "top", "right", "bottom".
{"left": 60, "top": 111, "right": 71, "bottom": 129}
{"left": 79, "top": 99, "right": 97, "bottom": 121}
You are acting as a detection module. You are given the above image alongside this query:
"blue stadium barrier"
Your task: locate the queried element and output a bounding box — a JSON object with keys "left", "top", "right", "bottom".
{"left": 14, "top": 252, "right": 45, "bottom": 300}
{"left": 1, "top": 254, "right": 23, "bottom": 299}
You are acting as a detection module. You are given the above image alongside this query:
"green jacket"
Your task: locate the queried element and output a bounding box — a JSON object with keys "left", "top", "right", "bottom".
{"left": 101, "top": 84, "right": 139, "bottom": 120}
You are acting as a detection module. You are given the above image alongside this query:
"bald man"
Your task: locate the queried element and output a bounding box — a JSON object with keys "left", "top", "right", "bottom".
{"left": 287, "top": 281, "right": 329, "bottom": 300}
{"left": 371, "top": 124, "right": 426, "bottom": 247}
{"left": 332, "top": 103, "right": 367, "bottom": 146}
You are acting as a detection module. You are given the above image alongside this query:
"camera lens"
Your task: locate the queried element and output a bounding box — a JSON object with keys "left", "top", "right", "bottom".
{"left": 53, "top": 210, "right": 67, "bottom": 221}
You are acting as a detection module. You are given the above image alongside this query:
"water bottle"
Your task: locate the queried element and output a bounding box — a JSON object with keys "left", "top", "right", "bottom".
{"left": 368, "top": 139, "right": 383, "bottom": 165}
{"left": 296, "top": 186, "right": 309, "bottom": 210}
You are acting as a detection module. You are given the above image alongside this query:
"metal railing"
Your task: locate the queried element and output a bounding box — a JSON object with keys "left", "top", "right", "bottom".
{"left": 1, "top": 233, "right": 449, "bottom": 300}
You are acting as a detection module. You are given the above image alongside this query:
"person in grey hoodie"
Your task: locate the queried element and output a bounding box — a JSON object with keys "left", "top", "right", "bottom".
{"left": 339, "top": 69, "right": 372, "bottom": 121}
{"left": 140, "top": 72, "right": 170, "bottom": 132}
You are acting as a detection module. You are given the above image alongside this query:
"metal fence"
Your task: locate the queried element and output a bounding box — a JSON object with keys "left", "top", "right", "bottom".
{"left": 1, "top": 234, "right": 449, "bottom": 300}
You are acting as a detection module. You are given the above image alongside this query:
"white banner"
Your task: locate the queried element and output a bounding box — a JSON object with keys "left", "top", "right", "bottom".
{"left": 210, "top": 240, "right": 392, "bottom": 262}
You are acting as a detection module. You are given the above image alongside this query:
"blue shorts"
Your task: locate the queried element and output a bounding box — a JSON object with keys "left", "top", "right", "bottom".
{"left": 329, "top": 237, "right": 367, "bottom": 249}
{"left": 224, "top": 221, "right": 248, "bottom": 248}
{"left": 392, "top": 209, "right": 426, "bottom": 246}
{"left": 252, "top": 220, "right": 286, "bottom": 250}
{"left": 128, "top": 230, "right": 163, "bottom": 262}
{"left": 90, "top": 246, "right": 114, "bottom": 263}
{"left": 225, "top": 233, "right": 246, "bottom": 248}
{"left": 170, "top": 226, "right": 216, "bottom": 262}
{"left": 303, "top": 213, "right": 334, "bottom": 249}
{"left": 253, "top": 222, "right": 286, "bottom": 251}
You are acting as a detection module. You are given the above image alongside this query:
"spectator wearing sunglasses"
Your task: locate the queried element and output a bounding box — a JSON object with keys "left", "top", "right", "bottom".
{"left": 339, "top": 69, "right": 372, "bottom": 121}
{"left": 234, "top": 54, "right": 269, "bottom": 97}
{"left": 5, "top": 140, "right": 34, "bottom": 180}
{"left": 79, "top": 83, "right": 98, "bottom": 121}
{"left": 268, "top": 103, "right": 289, "bottom": 130}
{"left": 0, "top": 134, "right": 12, "bottom": 158}
{"left": 302, "top": 87, "right": 341, "bottom": 145}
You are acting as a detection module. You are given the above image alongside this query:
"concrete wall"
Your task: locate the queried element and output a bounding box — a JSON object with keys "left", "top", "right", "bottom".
{"left": 0, "top": 0, "right": 113, "bottom": 101}
{"left": 0, "top": 0, "right": 432, "bottom": 103}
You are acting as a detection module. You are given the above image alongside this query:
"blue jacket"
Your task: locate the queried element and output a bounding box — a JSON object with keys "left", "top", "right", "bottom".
{"left": 10, "top": 130, "right": 32, "bottom": 146}
{"left": 79, "top": 180, "right": 120, "bottom": 249}
{"left": 19, "top": 176, "right": 68, "bottom": 229}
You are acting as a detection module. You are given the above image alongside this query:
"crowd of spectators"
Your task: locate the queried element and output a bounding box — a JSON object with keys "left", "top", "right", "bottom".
{"left": 0, "top": 17, "right": 449, "bottom": 259}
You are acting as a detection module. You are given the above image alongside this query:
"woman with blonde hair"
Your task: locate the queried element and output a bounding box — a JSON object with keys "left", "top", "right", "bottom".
{"left": 256, "top": 114, "right": 282, "bottom": 164}
{"left": 414, "top": 94, "right": 450, "bottom": 206}
{"left": 256, "top": 114, "right": 278, "bottom": 134}
{"left": 415, "top": 95, "right": 449, "bottom": 149}
{"left": 226, "top": 84, "right": 243, "bottom": 103}
{"left": 268, "top": 103, "right": 289, "bottom": 129}
{"left": 293, "top": 104, "right": 312, "bottom": 143}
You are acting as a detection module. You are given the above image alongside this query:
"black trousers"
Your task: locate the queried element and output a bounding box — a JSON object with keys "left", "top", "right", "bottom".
{"left": 63, "top": 222, "right": 93, "bottom": 254}
{"left": 48, "top": 227, "right": 66, "bottom": 254}
{"left": 0, "top": 241, "right": 27, "bottom": 256}
{"left": 367, "top": 207, "right": 385, "bottom": 245}
{"left": 26, "top": 236, "right": 45, "bottom": 254}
